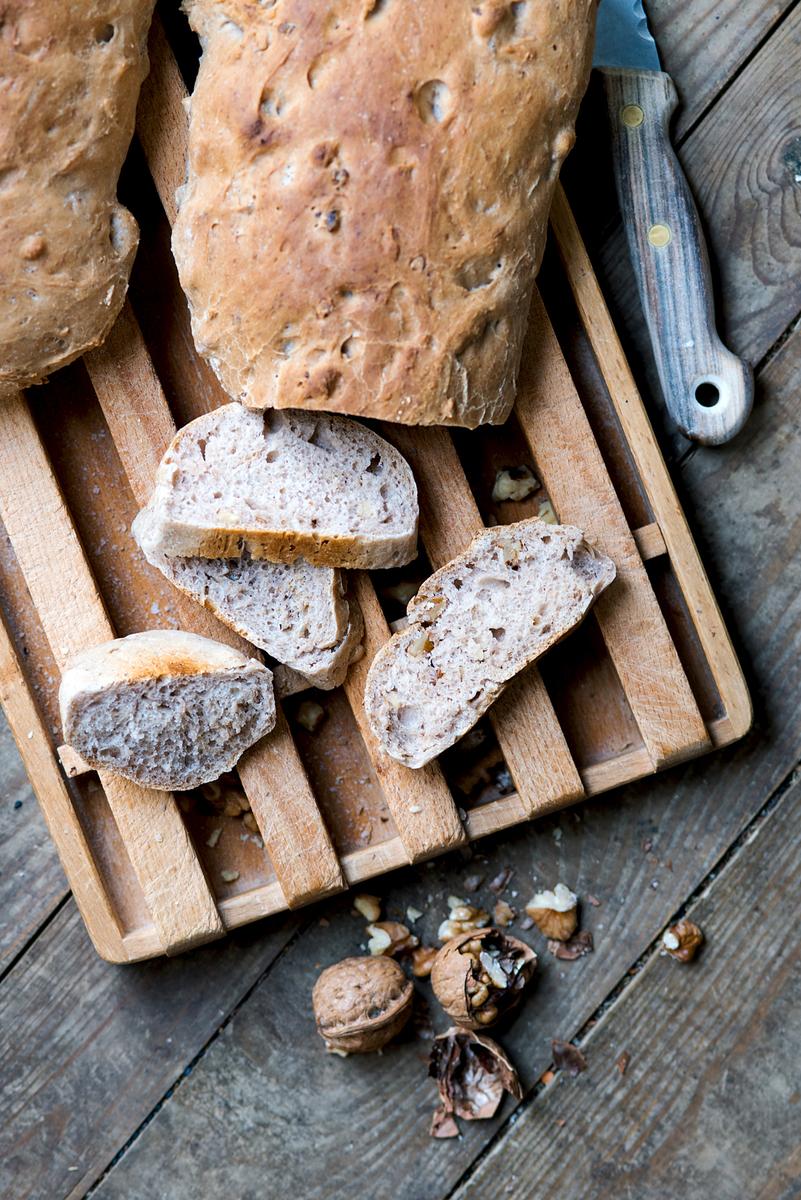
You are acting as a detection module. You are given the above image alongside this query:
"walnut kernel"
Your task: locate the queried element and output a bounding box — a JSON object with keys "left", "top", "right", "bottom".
{"left": 662, "top": 918, "right": 703, "bottom": 963}
{"left": 431, "top": 927, "right": 536, "bottom": 1029}
{"left": 525, "top": 883, "right": 578, "bottom": 941}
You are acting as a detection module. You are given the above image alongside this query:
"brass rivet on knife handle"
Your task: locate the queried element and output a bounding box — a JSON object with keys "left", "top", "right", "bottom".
{"left": 84, "top": 307, "right": 346, "bottom": 910}
{"left": 386, "top": 424, "right": 585, "bottom": 816}
{"left": 0, "top": 392, "right": 225, "bottom": 955}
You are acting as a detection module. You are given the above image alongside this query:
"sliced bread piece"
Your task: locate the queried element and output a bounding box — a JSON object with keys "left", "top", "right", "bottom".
{"left": 142, "top": 403, "right": 418, "bottom": 569}
{"left": 59, "top": 630, "right": 276, "bottom": 791}
{"left": 132, "top": 507, "right": 363, "bottom": 689}
{"left": 365, "top": 520, "right": 616, "bottom": 768}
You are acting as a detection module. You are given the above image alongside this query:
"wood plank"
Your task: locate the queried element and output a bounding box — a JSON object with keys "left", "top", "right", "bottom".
{"left": 137, "top": 13, "right": 185, "bottom": 226}
{"left": 649, "top": 0, "right": 794, "bottom": 139}
{"left": 551, "top": 186, "right": 752, "bottom": 742}
{"left": 455, "top": 773, "right": 801, "bottom": 1200}
{"left": 0, "top": 899, "right": 299, "bottom": 1200}
{"left": 518, "top": 291, "right": 710, "bottom": 769}
{"left": 389, "top": 424, "right": 585, "bottom": 815}
{"left": 84, "top": 305, "right": 346, "bottom": 910}
{"left": 0, "top": 611, "right": 123, "bottom": 965}
{"left": 0, "top": 394, "right": 223, "bottom": 955}
{"left": 0, "top": 706, "right": 69, "bottom": 973}
{"left": 342, "top": 573, "right": 466, "bottom": 862}
{"left": 78, "top": 321, "right": 801, "bottom": 1200}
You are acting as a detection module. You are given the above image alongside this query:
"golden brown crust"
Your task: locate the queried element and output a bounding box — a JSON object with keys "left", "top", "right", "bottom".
{"left": 174, "top": 0, "right": 596, "bottom": 427}
{"left": 0, "top": 2, "right": 155, "bottom": 397}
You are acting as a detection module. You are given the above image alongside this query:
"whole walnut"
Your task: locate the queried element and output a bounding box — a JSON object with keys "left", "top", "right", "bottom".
{"left": 431, "top": 928, "right": 536, "bottom": 1030}
{"left": 312, "top": 955, "right": 413, "bottom": 1054}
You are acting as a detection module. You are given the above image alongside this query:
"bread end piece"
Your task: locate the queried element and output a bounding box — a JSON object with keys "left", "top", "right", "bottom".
{"left": 59, "top": 629, "right": 276, "bottom": 791}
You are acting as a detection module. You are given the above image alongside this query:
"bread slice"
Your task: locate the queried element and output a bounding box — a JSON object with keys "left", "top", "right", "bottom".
{"left": 59, "top": 630, "right": 276, "bottom": 791}
{"left": 365, "top": 521, "right": 616, "bottom": 768}
{"left": 142, "top": 403, "right": 418, "bottom": 569}
{"left": 173, "top": 0, "right": 596, "bottom": 427}
{"left": 132, "top": 507, "right": 363, "bottom": 689}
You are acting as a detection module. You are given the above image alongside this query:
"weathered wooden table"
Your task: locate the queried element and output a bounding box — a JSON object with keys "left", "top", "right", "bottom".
{"left": 2, "top": 2, "right": 800, "bottom": 1197}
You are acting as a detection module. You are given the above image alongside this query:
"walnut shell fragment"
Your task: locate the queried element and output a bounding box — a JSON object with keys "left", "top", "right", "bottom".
{"left": 525, "top": 883, "right": 578, "bottom": 941}
{"left": 431, "top": 928, "right": 536, "bottom": 1030}
{"left": 662, "top": 918, "right": 704, "bottom": 963}
{"left": 312, "top": 956, "right": 413, "bottom": 1054}
{"left": 429, "top": 1027, "right": 523, "bottom": 1138}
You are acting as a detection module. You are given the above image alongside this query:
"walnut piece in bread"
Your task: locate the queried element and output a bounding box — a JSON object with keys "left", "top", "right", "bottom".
{"left": 173, "top": 0, "right": 596, "bottom": 427}
{"left": 0, "top": 2, "right": 155, "bottom": 398}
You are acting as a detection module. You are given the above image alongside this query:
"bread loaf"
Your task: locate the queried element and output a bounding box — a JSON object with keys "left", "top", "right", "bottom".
{"left": 0, "top": 2, "right": 155, "bottom": 398}
{"left": 365, "top": 521, "right": 616, "bottom": 768}
{"left": 59, "top": 630, "right": 276, "bottom": 791}
{"left": 140, "top": 403, "right": 419, "bottom": 569}
{"left": 133, "top": 505, "right": 364, "bottom": 688}
{"left": 172, "top": 0, "right": 596, "bottom": 426}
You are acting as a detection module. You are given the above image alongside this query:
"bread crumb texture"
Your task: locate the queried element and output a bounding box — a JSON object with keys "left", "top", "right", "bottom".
{"left": 0, "top": 2, "right": 156, "bottom": 396}
{"left": 174, "top": 0, "right": 596, "bottom": 426}
{"left": 365, "top": 520, "right": 616, "bottom": 767}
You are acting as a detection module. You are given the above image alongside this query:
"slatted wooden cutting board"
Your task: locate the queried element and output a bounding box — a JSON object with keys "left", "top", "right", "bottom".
{"left": 0, "top": 18, "right": 750, "bottom": 962}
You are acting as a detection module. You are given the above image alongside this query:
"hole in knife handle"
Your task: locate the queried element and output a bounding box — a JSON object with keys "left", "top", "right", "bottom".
{"left": 694, "top": 381, "right": 721, "bottom": 409}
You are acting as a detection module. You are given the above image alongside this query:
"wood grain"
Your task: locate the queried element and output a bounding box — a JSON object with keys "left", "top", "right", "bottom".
{"left": 0, "top": 394, "right": 223, "bottom": 955}
{"left": 85, "top": 305, "right": 346, "bottom": 910}
{"left": 518, "top": 291, "right": 711, "bottom": 768}
{"left": 455, "top": 774, "right": 801, "bottom": 1200}
{"left": 389, "top": 424, "right": 585, "bottom": 816}
{"left": 593, "top": 5, "right": 801, "bottom": 380}
{"left": 342, "top": 572, "right": 466, "bottom": 861}
{"left": 0, "top": 899, "right": 299, "bottom": 1200}
{"left": 601, "top": 69, "right": 753, "bottom": 445}
{"left": 551, "top": 186, "right": 752, "bottom": 742}
{"left": 648, "top": 0, "right": 794, "bottom": 139}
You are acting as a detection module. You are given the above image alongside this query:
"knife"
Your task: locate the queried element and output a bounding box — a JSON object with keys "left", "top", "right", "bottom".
{"left": 594, "top": 0, "right": 753, "bottom": 445}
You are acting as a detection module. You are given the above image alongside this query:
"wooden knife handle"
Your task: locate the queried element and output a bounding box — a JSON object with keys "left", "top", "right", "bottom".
{"left": 600, "top": 68, "right": 753, "bottom": 445}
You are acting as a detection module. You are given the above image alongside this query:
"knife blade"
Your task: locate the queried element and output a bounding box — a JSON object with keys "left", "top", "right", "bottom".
{"left": 593, "top": 0, "right": 753, "bottom": 445}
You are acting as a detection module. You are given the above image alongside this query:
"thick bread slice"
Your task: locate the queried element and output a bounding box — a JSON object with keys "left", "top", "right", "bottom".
{"left": 59, "top": 630, "right": 276, "bottom": 791}
{"left": 172, "top": 0, "right": 596, "bottom": 427}
{"left": 0, "top": 2, "right": 155, "bottom": 398}
{"left": 365, "top": 521, "right": 616, "bottom": 768}
{"left": 143, "top": 403, "right": 418, "bottom": 569}
{"left": 132, "top": 507, "right": 363, "bottom": 688}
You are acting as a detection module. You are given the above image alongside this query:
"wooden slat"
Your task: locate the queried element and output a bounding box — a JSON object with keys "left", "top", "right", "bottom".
{"left": 135, "top": 26, "right": 466, "bottom": 867}
{"left": 84, "top": 306, "right": 346, "bottom": 909}
{"left": 342, "top": 573, "right": 465, "bottom": 861}
{"left": 517, "top": 290, "right": 710, "bottom": 769}
{"left": 0, "top": 609, "right": 124, "bottom": 963}
{"left": 551, "top": 185, "right": 752, "bottom": 741}
{"left": 0, "top": 394, "right": 224, "bottom": 954}
{"left": 389, "top": 425, "right": 585, "bottom": 815}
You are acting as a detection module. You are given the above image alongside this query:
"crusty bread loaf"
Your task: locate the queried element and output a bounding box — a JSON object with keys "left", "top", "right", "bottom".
{"left": 59, "top": 630, "right": 275, "bottom": 790}
{"left": 133, "top": 505, "right": 364, "bottom": 688}
{"left": 141, "top": 403, "right": 418, "bottom": 569}
{"left": 365, "top": 521, "right": 616, "bottom": 768}
{"left": 172, "top": 0, "right": 596, "bottom": 427}
{"left": 0, "top": 2, "right": 155, "bottom": 398}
